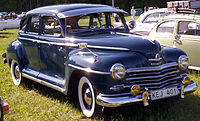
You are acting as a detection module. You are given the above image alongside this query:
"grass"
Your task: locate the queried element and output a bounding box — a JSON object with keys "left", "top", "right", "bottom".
{"left": 0, "top": 29, "right": 200, "bottom": 121}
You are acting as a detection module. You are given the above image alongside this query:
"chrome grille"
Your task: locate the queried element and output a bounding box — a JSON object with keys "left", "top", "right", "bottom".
{"left": 126, "top": 62, "right": 182, "bottom": 91}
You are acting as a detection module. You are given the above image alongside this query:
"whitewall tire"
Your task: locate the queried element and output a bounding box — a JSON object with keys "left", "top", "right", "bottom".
{"left": 78, "top": 76, "right": 101, "bottom": 118}
{"left": 11, "top": 60, "right": 22, "bottom": 85}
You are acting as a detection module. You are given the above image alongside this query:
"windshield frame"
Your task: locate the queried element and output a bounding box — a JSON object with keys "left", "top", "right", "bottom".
{"left": 62, "top": 12, "right": 129, "bottom": 37}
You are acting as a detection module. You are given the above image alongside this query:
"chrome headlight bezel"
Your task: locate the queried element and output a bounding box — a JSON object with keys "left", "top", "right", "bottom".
{"left": 178, "top": 55, "right": 189, "bottom": 70}
{"left": 110, "top": 63, "right": 126, "bottom": 80}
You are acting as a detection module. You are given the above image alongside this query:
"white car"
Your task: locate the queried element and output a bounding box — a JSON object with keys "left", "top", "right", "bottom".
{"left": 1, "top": 18, "right": 21, "bottom": 29}
{"left": 0, "top": 21, "right": 6, "bottom": 31}
{"left": 131, "top": 8, "right": 170, "bottom": 35}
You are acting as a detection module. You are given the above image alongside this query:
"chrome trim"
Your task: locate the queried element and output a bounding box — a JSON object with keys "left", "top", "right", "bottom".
{"left": 96, "top": 94, "right": 144, "bottom": 107}
{"left": 96, "top": 81, "right": 197, "bottom": 107}
{"left": 22, "top": 73, "right": 66, "bottom": 93}
{"left": 184, "top": 81, "right": 197, "bottom": 93}
{"left": 18, "top": 37, "right": 77, "bottom": 47}
{"left": 126, "top": 62, "right": 178, "bottom": 73}
{"left": 18, "top": 37, "right": 130, "bottom": 51}
{"left": 128, "top": 67, "right": 177, "bottom": 77}
{"left": 148, "top": 58, "right": 162, "bottom": 62}
{"left": 126, "top": 70, "right": 179, "bottom": 81}
{"left": 189, "top": 66, "right": 200, "bottom": 71}
{"left": 68, "top": 64, "right": 111, "bottom": 75}
{"left": 87, "top": 45, "right": 130, "bottom": 51}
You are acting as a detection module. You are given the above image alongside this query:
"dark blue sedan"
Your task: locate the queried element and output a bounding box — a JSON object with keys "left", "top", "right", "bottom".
{"left": 3, "top": 4, "right": 197, "bottom": 118}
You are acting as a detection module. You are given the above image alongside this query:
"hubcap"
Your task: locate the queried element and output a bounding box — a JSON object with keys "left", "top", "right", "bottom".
{"left": 14, "top": 65, "right": 20, "bottom": 79}
{"left": 84, "top": 87, "right": 92, "bottom": 106}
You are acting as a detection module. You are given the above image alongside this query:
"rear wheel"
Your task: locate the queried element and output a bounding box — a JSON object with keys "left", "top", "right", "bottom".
{"left": 11, "top": 60, "right": 22, "bottom": 85}
{"left": 78, "top": 76, "right": 102, "bottom": 118}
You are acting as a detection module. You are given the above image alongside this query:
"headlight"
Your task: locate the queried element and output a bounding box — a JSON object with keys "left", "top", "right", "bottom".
{"left": 178, "top": 55, "right": 189, "bottom": 70}
{"left": 110, "top": 63, "right": 126, "bottom": 80}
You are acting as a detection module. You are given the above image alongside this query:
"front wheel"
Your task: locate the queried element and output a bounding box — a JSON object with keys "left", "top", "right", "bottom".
{"left": 78, "top": 76, "right": 102, "bottom": 118}
{"left": 11, "top": 60, "right": 22, "bottom": 85}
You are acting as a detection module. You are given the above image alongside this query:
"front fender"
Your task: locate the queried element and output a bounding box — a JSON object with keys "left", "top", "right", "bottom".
{"left": 7, "top": 40, "right": 28, "bottom": 70}
{"left": 65, "top": 49, "right": 148, "bottom": 94}
{"left": 162, "top": 46, "right": 187, "bottom": 63}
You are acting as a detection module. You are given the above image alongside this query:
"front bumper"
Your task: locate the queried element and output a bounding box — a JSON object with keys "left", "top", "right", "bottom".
{"left": 96, "top": 81, "right": 197, "bottom": 107}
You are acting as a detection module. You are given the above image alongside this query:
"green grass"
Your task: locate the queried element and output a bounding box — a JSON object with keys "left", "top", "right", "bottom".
{"left": 0, "top": 29, "right": 200, "bottom": 121}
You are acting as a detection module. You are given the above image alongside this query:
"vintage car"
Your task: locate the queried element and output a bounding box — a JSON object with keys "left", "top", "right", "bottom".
{"left": 0, "top": 97, "right": 9, "bottom": 121}
{"left": 148, "top": 11, "right": 200, "bottom": 70}
{"left": 1, "top": 18, "right": 21, "bottom": 29}
{"left": 130, "top": 8, "right": 171, "bottom": 35}
{"left": 3, "top": 4, "right": 197, "bottom": 118}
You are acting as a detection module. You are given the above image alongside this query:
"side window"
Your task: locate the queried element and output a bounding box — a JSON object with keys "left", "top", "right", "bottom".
{"left": 157, "top": 20, "right": 175, "bottom": 33}
{"left": 78, "top": 16, "right": 90, "bottom": 27}
{"left": 178, "top": 21, "right": 200, "bottom": 36}
{"left": 143, "top": 12, "right": 164, "bottom": 24}
{"left": 27, "top": 16, "right": 39, "bottom": 33}
{"left": 42, "top": 16, "right": 61, "bottom": 36}
{"left": 20, "top": 18, "right": 26, "bottom": 31}
{"left": 111, "top": 13, "right": 125, "bottom": 29}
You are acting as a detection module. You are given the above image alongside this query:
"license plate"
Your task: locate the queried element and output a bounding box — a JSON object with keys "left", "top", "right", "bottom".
{"left": 150, "top": 87, "right": 178, "bottom": 100}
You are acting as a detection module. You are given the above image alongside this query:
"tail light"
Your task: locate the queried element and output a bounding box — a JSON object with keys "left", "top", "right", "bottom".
{"left": 2, "top": 101, "right": 9, "bottom": 115}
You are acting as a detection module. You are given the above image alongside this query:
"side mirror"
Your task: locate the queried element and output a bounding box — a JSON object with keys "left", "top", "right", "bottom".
{"left": 78, "top": 43, "right": 88, "bottom": 49}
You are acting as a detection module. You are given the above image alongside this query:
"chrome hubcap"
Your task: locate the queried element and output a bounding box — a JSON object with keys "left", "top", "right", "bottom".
{"left": 83, "top": 87, "right": 92, "bottom": 106}
{"left": 14, "top": 65, "right": 20, "bottom": 79}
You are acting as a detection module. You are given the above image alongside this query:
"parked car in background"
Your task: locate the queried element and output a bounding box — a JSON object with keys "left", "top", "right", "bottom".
{"left": 17, "top": 12, "right": 26, "bottom": 19}
{"left": 135, "top": 8, "right": 143, "bottom": 16}
{"left": 1, "top": 17, "right": 21, "bottom": 29}
{"left": 3, "top": 4, "right": 197, "bottom": 118}
{"left": 148, "top": 11, "right": 200, "bottom": 70}
{"left": 0, "top": 97, "right": 9, "bottom": 121}
{"left": 131, "top": 8, "right": 171, "bottom": 35}
{"left": 0, "top": 22, "right": 6, "bottom": 31}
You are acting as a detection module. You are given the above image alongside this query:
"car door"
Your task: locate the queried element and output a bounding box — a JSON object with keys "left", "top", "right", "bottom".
{"left": 18, "top": 15, "right": 41, "bottom": 77}
{"left": 175, "top": 20, "right": 200, "bottom": 67}
{"left": 149, "top": 20, "right": 176, "bottom": 47}
{"left": 37, "top": 15, "right": 68, "bottom": 87}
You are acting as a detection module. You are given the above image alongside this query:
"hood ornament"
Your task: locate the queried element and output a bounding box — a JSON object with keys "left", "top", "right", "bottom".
{"left": 78, "top": 43, "right": 100, "bottom": 63}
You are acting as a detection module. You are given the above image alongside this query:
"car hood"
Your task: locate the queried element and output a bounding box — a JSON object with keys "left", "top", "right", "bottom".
{"left": 73, "top": 33, "right": 161, "bottom": 58}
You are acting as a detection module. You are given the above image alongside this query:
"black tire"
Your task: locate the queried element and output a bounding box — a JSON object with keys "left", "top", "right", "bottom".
{"left": 78, "top": 76, "right": 102, "bottom": 118}
{"left": 11, "top": 60, "right": 23, "bottom": 86}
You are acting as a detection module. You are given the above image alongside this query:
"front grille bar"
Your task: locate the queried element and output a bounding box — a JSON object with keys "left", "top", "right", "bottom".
{"left": 126, "top": 70, "right": 179, "bottom": 81}
{"left": 126, "top": 62, "right": 178, "bottom": 73}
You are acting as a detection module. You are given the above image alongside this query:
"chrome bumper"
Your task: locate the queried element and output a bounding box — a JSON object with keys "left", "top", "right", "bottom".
{"left": 96, "top": 81, "right": 197, "bottom": 107}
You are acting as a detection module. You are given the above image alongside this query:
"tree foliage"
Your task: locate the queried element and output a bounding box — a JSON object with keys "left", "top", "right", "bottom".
{"left": 0, "top": 0, "right": 177, "bottom": 14}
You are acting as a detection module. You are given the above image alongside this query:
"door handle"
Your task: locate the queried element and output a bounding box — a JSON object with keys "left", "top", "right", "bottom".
{"left": 173, "top": 34, "right": 182, "bottom": 47}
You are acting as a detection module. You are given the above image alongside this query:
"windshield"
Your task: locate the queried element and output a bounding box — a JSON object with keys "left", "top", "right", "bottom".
{"left": 64, "top": 12, "right": 127, "bottom": 36}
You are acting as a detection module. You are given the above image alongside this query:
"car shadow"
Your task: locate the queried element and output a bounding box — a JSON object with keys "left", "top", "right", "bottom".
{"left": 20, "top": 79, "right": 200, "bottom": 121}
{"left": 0, "top": 32, "right": 14, "bottom": 38}
{"left": 102, "top": 94, "right": 200, "bottom": 121}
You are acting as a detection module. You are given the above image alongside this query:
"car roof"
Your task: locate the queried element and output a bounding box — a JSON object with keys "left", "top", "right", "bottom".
{"left": 136, "top": 8, "right": 168, "bottom": 23}
{"left": 163, "top": 13, "right": 200, "bottom": 21}
{"left": 26, "top": 4, "right": 127, "bottom": 18}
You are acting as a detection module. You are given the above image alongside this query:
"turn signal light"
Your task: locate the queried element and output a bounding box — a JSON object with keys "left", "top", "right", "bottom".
{"left": 131, "top": 85, "right": 140, "bottom": 96}
{"left": 184, "top": 77, "right": 191, "bottom": 86}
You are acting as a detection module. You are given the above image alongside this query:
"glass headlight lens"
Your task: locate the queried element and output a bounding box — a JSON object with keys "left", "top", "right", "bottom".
{"left": 110, "top": 63, "right": 126, "bottom": 80}
{"left": 178, "top": 55, "right": 189, "bottom": 70}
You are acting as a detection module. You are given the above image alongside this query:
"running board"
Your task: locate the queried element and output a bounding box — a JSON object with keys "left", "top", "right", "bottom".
{"left": 22, "top": 73, "right": 66, "bottom": 94}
